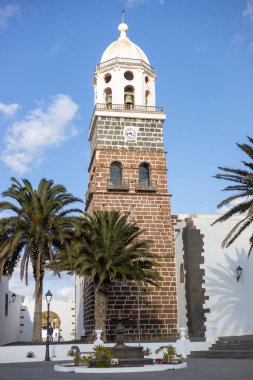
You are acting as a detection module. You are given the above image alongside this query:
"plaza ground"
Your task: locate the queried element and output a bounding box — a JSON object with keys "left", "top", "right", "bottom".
{"left": 0, "top": 359, "right": 252, "bottom": 380}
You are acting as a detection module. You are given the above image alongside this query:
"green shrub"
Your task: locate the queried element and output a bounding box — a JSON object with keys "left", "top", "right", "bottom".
{"left": 69, "top": 345, "right": 113, "bottom": 368}
{"left": 26, "top": 351, "right": 35, "bottom": 358}
{"left": 142, "top": 347, "right": 151, "bottom": 356}
{"left": 67, "top": 349, "right": 81, "bottom": 366}
{"left": 81, "top": 354, "right": 93, "bottom": 366}
{"left": 93, "top": 345, "right": 112, "bottom": 367}
{"left": 155, "top": 345, "right": 184, "bottom": 364}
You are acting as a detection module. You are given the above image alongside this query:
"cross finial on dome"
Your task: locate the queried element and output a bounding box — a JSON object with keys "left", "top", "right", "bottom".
{"left": 121, "top": 9, "right": 124, "bottom": 23}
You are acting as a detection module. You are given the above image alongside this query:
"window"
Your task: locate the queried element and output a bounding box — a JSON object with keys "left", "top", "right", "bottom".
{"left": 139, "top": 163, "right": 149, "bottom": 185}
{"left": 110, "top": 162, "right": 122, "bottom": 185}
{"left": 5, "top": 293, "right": 8, "bottom": 316}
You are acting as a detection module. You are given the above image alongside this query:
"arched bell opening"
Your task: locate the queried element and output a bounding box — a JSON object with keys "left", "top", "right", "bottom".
{"left": 124, "top": 85, "right": 134, "bottom": 108}
{"left": 145, "top": 90, "right": 150, "bottom": 106}
{"left": 104, "top": 87, "right": 112, "bottom": 107}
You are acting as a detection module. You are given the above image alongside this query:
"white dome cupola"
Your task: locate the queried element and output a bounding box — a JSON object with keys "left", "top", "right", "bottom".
{"left": 101, "top": 23, "right": 150, "bottom": 64}
{"left": 93, "top": 22, "right": 156, "bottom": 108}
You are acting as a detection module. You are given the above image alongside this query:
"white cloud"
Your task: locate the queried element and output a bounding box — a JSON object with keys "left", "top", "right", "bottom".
{"left": 231, "top": 1, "right": 253, "bottom": 51}
{"left": 0, "top": 94, "right": 79, "bottom": 174}
{"left": 0, "top": 102, "right": 20, "bottom": 117}
{"left": 194, "top": 44, "right": 209, "bottom": 54}
{"left": 230, "top": 32, "right": 246, "bottom": 46}
{"left": 0, "top": 211, "right": 12, "bottom": 218}
{"left": 9, "top": 262, "right": 35, "bottom": 299}
{"left": 51, "top": 40, "right": 62, "bottom": 56}
{"left": 0, "top": 3, "right": 19, "bottom": 30}
{"left": 124, "top": 0, "right": 164, "bottom": 7}
{"left": 57, "top": 286, "right": 74, "bottom": 300}
{"left": 9, "top": 264, "right": 75, "bottom": 301}
{"left": 243, "top": 0, "right": 253, "bottom": 23}
{"left": 217, "top": 198, "right": 245, "bottom": 215}
{"left": 124, "top": 0, "right": 144, "bottom": 7}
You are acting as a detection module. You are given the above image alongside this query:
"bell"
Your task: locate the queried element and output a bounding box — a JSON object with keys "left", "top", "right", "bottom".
{"left": 106, "top": 95, "right": 112, "bottom": 105}
{"left": 125, "top": 94, "right": 134, "bottom": 104}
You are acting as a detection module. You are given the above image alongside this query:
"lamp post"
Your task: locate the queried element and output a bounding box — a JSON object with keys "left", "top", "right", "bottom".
{"left": 137, "top": 280, "right": 141, "bottom": 347}
{"left": 45, "top": 290, "right": 52, "bottom": 361}
{"left": 9, "top": 293, "right": 16, "bottom": 305}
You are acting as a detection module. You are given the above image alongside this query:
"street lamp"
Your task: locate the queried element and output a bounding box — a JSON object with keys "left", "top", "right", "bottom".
{"left": 45, "top": 290, "right": 53, "bottom": 361}
{"left": 9, "top": 293, "right": 16, "bottom": 305}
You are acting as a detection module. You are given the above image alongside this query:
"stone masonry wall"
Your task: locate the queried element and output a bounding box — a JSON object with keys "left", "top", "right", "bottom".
{"left": 86, "top": 149, "right": 168, "bottom": 202}
{"left": 182, "top": 219, "right": 208, "bottom": 339}
{"left": 90, "top": 116, "right": 164, "bottom": 157}
{"left": 83, "top": 114, "right": 178, "bottom": 342}
{"left": 83, "top": 147, "right": 178, "bottom": 341}
{"left": 84, "top": 192, "right": 178, "bottom": 342}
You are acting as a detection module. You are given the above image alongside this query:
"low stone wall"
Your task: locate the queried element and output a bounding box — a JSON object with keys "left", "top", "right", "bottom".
{"left": 0, "top": 340, "right": 212, "bottom": 363}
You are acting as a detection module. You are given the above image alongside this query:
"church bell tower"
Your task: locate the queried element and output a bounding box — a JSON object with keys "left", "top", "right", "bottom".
{"left": 84, "top": 21, "right": 178, "bottom": 341}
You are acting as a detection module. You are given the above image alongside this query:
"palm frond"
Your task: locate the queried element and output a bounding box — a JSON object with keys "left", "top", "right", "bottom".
{"left": 213, "top": 136, "right": 253, "bottom": 253}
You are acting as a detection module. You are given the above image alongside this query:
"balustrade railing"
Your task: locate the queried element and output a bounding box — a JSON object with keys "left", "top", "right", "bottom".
{"left": 96, "top": 57, "right": 155, "bottom": 74}
{"left": 107, "top": 178, "right": 130, "bottom": 190}
{"left": 94, "top": 103, "right": 164, "bottom": 113}
{"left": 135, "top": 179, "right": 157, "bottom": 192}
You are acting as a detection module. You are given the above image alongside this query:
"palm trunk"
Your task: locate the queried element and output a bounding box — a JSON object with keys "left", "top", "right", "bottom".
{"left": 94, "top": 286, "right": 108, "bottom": 342}
{"left": 32, "top": 275, "right": 43, "bottom": 344}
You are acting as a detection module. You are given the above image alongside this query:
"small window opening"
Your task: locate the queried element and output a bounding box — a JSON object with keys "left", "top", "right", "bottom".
{"left": 104, "top": 73, "right": 112, "bottom": 84}
{"left": 124, "top": 71, "right": 134, "bottom": 80}
{"left": 5, "top": 294, "right": 8, "bottom": 316}
{"left": 180, "top": 263, "right": 185, "bottom": 283}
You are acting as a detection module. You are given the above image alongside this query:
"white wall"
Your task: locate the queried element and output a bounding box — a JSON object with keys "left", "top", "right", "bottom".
{"left": 20, "top": 297, "right": 76, "bottom": 342}
{"left": 176, "top": 214, "right": 253, "bottom": 338}
{"left": 0, "top": 277, "right": 24, "bottom": 346}
{"left": 75, "top": 275, "right": 85, "bottom": 339}
{"left": 174, "top": 222, "right": 188, "bottom": 331}
{"left": 0, "top": 340, "right": 211, "bottom": 363}
{"left": 95, "top": 66, "right": 156, "bottom": 107}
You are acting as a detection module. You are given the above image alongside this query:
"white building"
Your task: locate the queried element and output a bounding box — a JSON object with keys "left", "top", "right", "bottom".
{"left": 0, "top": 276, "right": 76, "bottom": 345}
{"left": 174, "top": 214, "right": 253, "bottom": 340}
{"left": 0, "top": 277, "right": 24, "bottom": 345}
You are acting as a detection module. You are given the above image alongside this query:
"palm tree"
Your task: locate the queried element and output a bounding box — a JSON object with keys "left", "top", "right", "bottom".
{"left": 49, "top": 210, "right": 160, "bottom": 339}
{"left": 212, "top": 136, "right": 253, "bottom": 256}
{"left": 0, "top": 177, "right": 82, "bottom": 343}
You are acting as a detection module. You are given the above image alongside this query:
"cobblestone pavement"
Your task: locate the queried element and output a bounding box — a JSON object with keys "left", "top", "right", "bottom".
{"left": 0, "top": 358, "right": 253, "bottom": 380}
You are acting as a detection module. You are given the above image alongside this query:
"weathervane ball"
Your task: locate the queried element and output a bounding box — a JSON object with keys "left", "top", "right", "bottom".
{"left": 118, "top": 22, "right": 128, "bottom": 31}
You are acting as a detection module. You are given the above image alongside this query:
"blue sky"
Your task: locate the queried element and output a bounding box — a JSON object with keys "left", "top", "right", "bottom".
{"left": 0, "top": 0, "right": 253, "bottom": 300}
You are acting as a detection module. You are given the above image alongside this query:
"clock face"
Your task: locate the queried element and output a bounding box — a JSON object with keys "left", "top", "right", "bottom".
{"left": 124, "top": 127, "right": 137, "bottom": 140}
